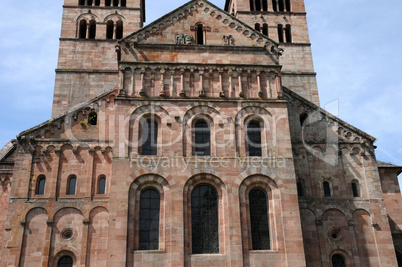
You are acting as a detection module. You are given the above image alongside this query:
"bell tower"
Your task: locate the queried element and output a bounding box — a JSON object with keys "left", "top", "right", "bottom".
{"left": 52, "top": 0, "right": 145, "bottom": 117}
{"left": 225, "top": 0, "right": 319, "bottom": 105}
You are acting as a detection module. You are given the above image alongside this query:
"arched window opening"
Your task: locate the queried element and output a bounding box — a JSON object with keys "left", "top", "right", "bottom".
{"left": 272, "top": 0, "right": 278, "bottom": 12}
{"left": 139, "top": 189, "right": 160, "bottom": 250}
{"left": 278, "top": 0, "right": 284, "bottom": 11}
{"left": 262, "top": 24, "right": 269, "bottom": 36}
{"left": 116, "top": 20, "right": 123, "bottom": 39}
{"left": 255, "top": 0, "right": 261, "bottom": 11}
{"left": 323, "top": 181, "right": 331, "bottom": 197}
{"left": 297, "top": 180, "right": 304, "bottom": 197}
{"left": 36, "top": 176, "right": 46, "bottom": 195}
{"left": 285, "top": 24, "right": 292, "bottom": 43}
{"left": 98, "top": 177, "right": 106, "bottom": 194}
{"left": 300, "top": 113, "right": 308, "bottom": 126}
{"left": 255, "top": 23, "right": 261, "bottom": 32}
{"left": 191, "top": 185, "right": 219, "bottom": 254}
{"left": 88, "top": 112, "right": 97, "bottom": 125}
{"left": 277, "top": 24, "right": 284, "bottom": 43}
{"left": 67, "top": 176, "right": 77, "bottom": 195}
{"left": 285, "top": 0, "right": 291, "bottom": 12}
{"left": 106, "top": 20, "right": 114, "bottom": 39}
{"left": 249, "top": 189, "right": 270, "bottom": 250}
{"left": 87, "top": 0, "right": 93, "bottom": 6}
{"left": 262, "top": 0, "right": 268, "bottom": 11}
{"left": 247, "top": 121, "right": 262, "bottom": 156}
{"left": 88, "top": 20, "right": 96, "bottom": 39}
{"left": 79, "top": 0, "right": 85, "bottom": 6}
{"left": 121, "top": 0, "right": 126, "bottom": 7}
{"left": 105, "top": 0, "right": 111, "bottom": 6}
{"left": 113, "top": 0, "right": 119, "bottom": 7}
{"left": 352, "top": 182, "right": 359, "bottom": 197}
{"left": 249, "top": 0, "right": 255, "bottom": 11}
{"left": 140, "top": 119, "right": 158, "bottom": 156}
{"left": 95, "top": 0, "right": 100, "bottom": 6}
{"left": 194, "top": 120, "right": 211, "bottom": 156}
{"left": 79, "top": 20, "right": 87, "bottom": 39}
{"left": 58, "top": 256, "right": 73, "bottom": 267}
{"left": 196, "top": 24, "right": 204, "bottom": 45}
{"left": 332, "top": 254, "right": 346, "bottom": 267}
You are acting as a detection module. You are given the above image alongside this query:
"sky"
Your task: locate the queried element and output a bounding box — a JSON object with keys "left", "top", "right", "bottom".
{"left": 0, "top": 0, "right": 401, "bottom": 184}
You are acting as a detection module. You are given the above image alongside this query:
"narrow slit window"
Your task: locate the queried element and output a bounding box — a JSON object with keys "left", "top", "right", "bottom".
{"left": 247, "top": 121, "right": 262, "bottom": 157}
{"left": 98, "top": 177, "right": 106, "bottom": 194}
{"left": 58, "top": 256, "right": 73, "bottom": 267}
{"left": 36, "top": 176, "right": 46, "bottom": 195}
{"left": 194, "top": 120, "right": 210, "bottom": 156}
{"left": 79, "top": 20, "right": 87, "bottom": 39}
{"left": 88, "top": 20, "right": 96, "bottom": 39}
{"left": 262, "top": 24, "right": 269, "bottom": 36}
{"left": 106, "top": 21, "right": 114, "bottom": 39}
{"left": 352, "top": 182, "right": 359, "bottom": 197}
{"left": 297, "top": 180, "right": 304, "bottom": 197}
{"left": 105, "top": 0, "right": 111, "bottom": 6}
{"left": 196, "top": 24, "right": 204, "bottom": 45}
{"left": 285, "top": 24, "right": 292, "bottom": 43}
{"left": 191, "top": 185, "right": 219, "bottom": 254}
{"left": 116, "top": 21, "right": 123, "bottom": 39}
{"left": 141, "top": 119, "right": 158, "bottom": 156}
{"left": 67, "top": 176, "right": 77, "bottom": 195}
{"left": 139, "top": 189, "right": 160, "bottom": 250}
{"left": 249, "top": 189, "right": 270, "bottom": 250}
{"left": 323, "top": 181, "right": 331, "bottom": 197}
{"left": 277, "top": 24, "right": 283, "bottom": 43}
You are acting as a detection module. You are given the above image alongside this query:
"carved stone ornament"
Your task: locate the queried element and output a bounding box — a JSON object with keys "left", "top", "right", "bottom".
{"left": 175, "top": 33, "right": 193, "bottom": 45}
{"left": 223, "top": 35, "right": 235, "bottom": 45}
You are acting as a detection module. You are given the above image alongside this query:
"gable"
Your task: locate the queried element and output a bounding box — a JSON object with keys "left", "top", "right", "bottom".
{"left": 119, "top": 0, "right": 282, "bottom": 65}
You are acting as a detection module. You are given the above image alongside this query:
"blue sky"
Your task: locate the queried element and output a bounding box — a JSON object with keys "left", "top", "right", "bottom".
{"left": 0, "top": 0, "right": 401, "bottom": 184}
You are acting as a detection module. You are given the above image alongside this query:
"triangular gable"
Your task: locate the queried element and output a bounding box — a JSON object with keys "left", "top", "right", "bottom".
{"left": 120, "top": 0, "right": 282, "bottom": 59}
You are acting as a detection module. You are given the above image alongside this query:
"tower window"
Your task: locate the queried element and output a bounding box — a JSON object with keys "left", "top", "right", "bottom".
{"left": 262, "top": 24, "right": 268, "bottom": 36}
{"left": 332, "top": 254, "right": 346, "bottom": 267}
{"left": 67, "top": 176, "right": 77, "bottom": 195}
{"left": 285, "top": 0, "right": 291, "bottom": 12}
{"left": 36, "top": 176, "right": 46, "bottom": 195}
{"left": 79, "top": 20, "right": 87, "bottom": 39}
{"left": 272, "top": 0, "right": 277, "bottom": 12}
{"left": 278, "top": 0, "right": 284, "bottom": 11}
{"left": 88, "top": 20, "right": 96, "bottom": 39}
{"left": 193, "top": 120, "right": 210, "bottom": 156}
{"left": 249, "top": 0, "right": 255, "bottom": 11}
{"left": 95, "top": 0, "right": 100, "bottom": 6}
{"left": 352, "top": 181, "right": 359, "bottom": 197}
{"left": 249, "top": 189, "right": 270, "bottom": 250}
{"left": 105, "top": 0, "right": 111, "bottom": 6}
{"left": 121, "top": 0, "right": 126, "bottom": 7}
{"left": 87, "top": 0, "right": 93, "bottom": 6}
{"left": 140, "top": 119, "right": 158, "bottom": 156}
{"left": 106, "top": 20, "right": 114, "bottom": 39}
{"left": 79, "top": 0, "right": 85, "bottom": 5}
{"left": 196, "top": 24, "right": 204, "bottom": 45}
{"left": 255, "top": 23, "right": 261, "bottom": 32}
{"left": 191, "top": 185, "right": 219, "bottom": 254}
{"left": 323, "top": 181, "right": 331, "bottom": 197}
{"left": 113, "top": 0, "right": 119, "bottom": 7}
{"left": 255, "top": 0, "right": 261, "bottom": 11}
{"left": 139, "top": 189, "right": 160, "bottom": 250}
{"left": 277, "top": 24, "right": 283, "bottom": 43}
{"left": 285, "top": 24, "right": 292, "bottom": 43}
{"left": 262, "top": 0, "right": 268, "bottom": 11}
{"left": 116, "top": 21, "right": 123, "bottom": 39}
{"left": 247, "top": 121, "right": 262, "bottom": 156}
{"left": 58, "top": 256, "right": 73, "bottom": 267}
{"left": 98, "top": 176, "right": 106, "bottom": 194}
{"left": 88, "top": 112, "right": 97, "bottom": 125}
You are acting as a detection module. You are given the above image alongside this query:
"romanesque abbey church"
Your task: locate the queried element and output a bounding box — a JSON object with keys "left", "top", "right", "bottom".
{"left": 1, "top": 0, "right": 401, "bottom": 266}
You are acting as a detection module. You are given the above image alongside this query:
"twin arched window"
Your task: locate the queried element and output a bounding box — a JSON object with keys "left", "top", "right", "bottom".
{"left": 139, "top": 189, "right": 160, "bottom": 250}
{"left": 193, "top": 120, "right": 211, "bottom": 156}
{"left": 79, "top": 19, "right": 96, "bottom": 39}
{"left": 191, "top": 185, "right": 219, "bottom": 253}
{"left": 104, "top": 0, "right": 126, "bottom": 6}
{"left": 247, "top": 121, "right": 262, "bottom": 156}
{"left": 106, "top": 20, "right": 124, "bottom": 40}
{"left": 36, "top": 176, "right": 46, "bottom": 195}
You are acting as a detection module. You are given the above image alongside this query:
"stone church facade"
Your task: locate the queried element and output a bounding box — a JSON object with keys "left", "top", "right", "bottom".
{"left": 0, "top": 0, "right": 401, "bottom": 266}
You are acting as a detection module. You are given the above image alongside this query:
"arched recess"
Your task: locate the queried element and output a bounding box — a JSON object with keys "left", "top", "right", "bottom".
{"left": 53, "top": 250, "right": 77, "bottom": 267}
{"left": 86, "top": 207, "right": 109, "bottom": 266}
{"left": 329, "top": 249, "right": 352, "bottom": 267}
{"left": 127, "top": 105, "right": 171, "bottom": 157}
{"left": 183, "top": 173, "right": 227, "bottom": 256}
{"left": 182, "top": 105, "right": 225, "bottom": 157}
{"left": 235, "top": 106, "right": 272, "bottom": 157}
{"left": 127, "top": 174, "right": 170, "bottom": 265}
{"left": 49, "top": 208, "right": 84, "bottom": 266}
{"left": 353, "top": 209, "right": 380, "bottom": 266}
{"left": 239, "top": 175, "right": 280, "bottom": 265}
{"left": 20, "top": 208, "right": 48, "bottom": 267}
{"left": 299, "top": 209, "right": 321, "bottom": 265}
